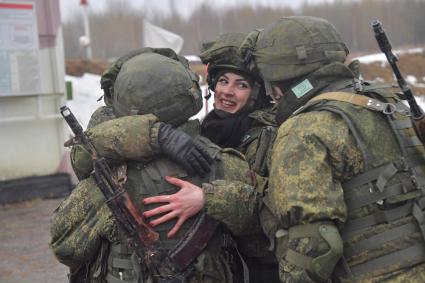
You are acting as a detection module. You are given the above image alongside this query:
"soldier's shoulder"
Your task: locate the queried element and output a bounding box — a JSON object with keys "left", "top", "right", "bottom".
{"left": 87, "top": 106, "right": 116, "bottom": 128}
{"left": 281, "top": 110, "right": 343, "bottom": 136}
{"left": 249, "top": 107, "right": 278, "bottom": 127}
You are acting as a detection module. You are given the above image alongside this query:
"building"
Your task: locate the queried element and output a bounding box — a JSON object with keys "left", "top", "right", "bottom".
{"left": 0, "top": 0, "right": 70, "bottom": 203}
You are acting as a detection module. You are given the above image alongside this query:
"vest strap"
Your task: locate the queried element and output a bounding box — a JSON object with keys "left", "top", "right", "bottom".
{"left": 344, "top": 221, "right": 419, "bottom": 258}
{"left": 412, "top": 197, "right": 425, "bottom": 242}
{"left": 342, "top": 202, "right": 413, "bottom": 237}
{"left": 376, "top": 163, "right": 398, "bottom": 192}
{"left": 403, "top": 135, "right": 423, "bottom": 147}
{"left": 343, "top": 163, "right": 391, "bottom": 190}
{"left": 252, "top": 126, "right": 277, "bottom": 177}
{"left": 310, "top": 92, "right": 389, "bottom": 112}
{"left": 345, "top": 178, "right": 416, "bottom": 212}
{"left": 393, "top": 119, "right": 413, "bottom": 130}
{"left": 348, "top": 242, "right": 425, "bottom": 278}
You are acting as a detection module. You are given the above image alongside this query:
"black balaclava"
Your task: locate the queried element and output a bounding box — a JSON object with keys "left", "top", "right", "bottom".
{"left": 201, "top": 108, "right": 251, "bottom": 148}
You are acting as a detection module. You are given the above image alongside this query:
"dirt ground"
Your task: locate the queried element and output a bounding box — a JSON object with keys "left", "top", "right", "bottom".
{"left": 0, "top": 198, "right": 69, "bottom": 283}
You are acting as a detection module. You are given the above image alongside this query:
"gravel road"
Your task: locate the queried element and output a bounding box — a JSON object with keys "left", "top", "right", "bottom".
{"left": 0, "top": 198, "right": 68, "bottom": 283}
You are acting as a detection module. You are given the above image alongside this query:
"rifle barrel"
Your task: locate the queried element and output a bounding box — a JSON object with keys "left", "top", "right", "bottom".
{"left": 372, "top": 20, "right": 424, "bottom": 118}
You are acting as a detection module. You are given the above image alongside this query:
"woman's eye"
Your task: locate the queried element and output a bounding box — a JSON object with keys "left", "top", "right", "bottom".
{"left": 218, "top": 78, "right": 228, "bottom": 85}
{"left": 238, "top": 82, "right": 249, "bottom": 89}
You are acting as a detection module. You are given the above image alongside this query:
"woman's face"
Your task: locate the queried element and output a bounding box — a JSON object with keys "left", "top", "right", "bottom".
{"left": 214, "top": 72, "right": 252, "bottom": 114}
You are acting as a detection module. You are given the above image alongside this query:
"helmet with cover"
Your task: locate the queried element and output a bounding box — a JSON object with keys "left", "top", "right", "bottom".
{"left": 253, "top": 16, "right": 349, "bottom": 123}
{"left": 254, "top": 16, "right": 349, "bottom": 83}
{"left": 106, "top": 48, "right": 202, "bottom": 126}
{"left": 200, "top": 32, "right": 257, "bottom": 91}
{"left": 200, "top": 32, "right": 269, "bottom": 111}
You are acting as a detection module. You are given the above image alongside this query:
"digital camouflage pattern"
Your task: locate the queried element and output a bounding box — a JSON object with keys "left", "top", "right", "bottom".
{"left": 69, "top": 109, "right": 260, "bottom": 236}
{"left": 70, "top": 106, "right": 116, "bottom": 180}
{"left": 266, "top": 59, "right": 425, "bottom": 282}
{"left": 113, "top": 52, "right": 202, "bottom": 126}
{"left": 253, "top": 16, "right": 348, "bottom": 83}
{"left": 66, "top": 36, "right": 279, "bottom": 282}
{"left": 100, "top": 47, "right": 192, "bottom": 107}
{"left": 268, "top": 107, "right": 358, "bottom": 282}
{"left": 70, "top": 107, "right": 159, "bottom": 180}
{"left": 50, "top": 177, "right": 118, "bottom": 268}
{"left": 51, "top": 121, "right": 257, "bottom": 282}
{"left": 53, "top": 49, "right": 263, "bottom": 282}
{"left": 200, "top": 32, "right": 257, "bottom": 91}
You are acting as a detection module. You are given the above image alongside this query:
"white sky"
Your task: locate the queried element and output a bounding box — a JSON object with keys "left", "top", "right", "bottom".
{"left": 59, "top": 0, "right": 328, "bottom": 21}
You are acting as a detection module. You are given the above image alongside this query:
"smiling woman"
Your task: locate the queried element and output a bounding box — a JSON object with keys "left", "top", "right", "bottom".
{"left": 200, "top": 65, "right": 262, "bottom": 148}
{"left": 214, "top": 72, "right": 253, "bottom": 113}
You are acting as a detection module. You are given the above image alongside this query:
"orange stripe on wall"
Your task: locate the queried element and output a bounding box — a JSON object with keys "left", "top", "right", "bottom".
{"left": 0, "top": 3, "right": 33, "bottom": 10}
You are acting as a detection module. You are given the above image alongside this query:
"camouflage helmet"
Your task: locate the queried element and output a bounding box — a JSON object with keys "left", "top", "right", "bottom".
{"left": 254, "top": 16, "right": 349, "bottom": 83}
{"left": 200, "top": 32, "right": 272, "bottom": 112}
{"left": 200, "top": 32, "right": 258, "bottom": 91}
{"left": 112, "top": 50, "right": 202, "bottom": 126}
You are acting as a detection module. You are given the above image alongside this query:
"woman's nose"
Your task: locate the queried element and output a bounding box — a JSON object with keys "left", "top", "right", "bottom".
{"left": 222, "top": 85, "right": 235, "bottom": 96}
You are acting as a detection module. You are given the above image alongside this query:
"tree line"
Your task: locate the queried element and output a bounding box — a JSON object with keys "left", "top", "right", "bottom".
{"left": 62, "top": 0, "right": 425, "bottom": 59}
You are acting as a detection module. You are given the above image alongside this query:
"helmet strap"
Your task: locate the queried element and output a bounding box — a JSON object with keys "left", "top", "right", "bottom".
{"left": 205, "top": 89, "right": 212, "bottom": 100}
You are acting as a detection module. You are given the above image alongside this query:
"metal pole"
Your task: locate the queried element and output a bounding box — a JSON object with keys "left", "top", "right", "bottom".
{"left": 80, "top": 0, "right": 92, "bottom": 59}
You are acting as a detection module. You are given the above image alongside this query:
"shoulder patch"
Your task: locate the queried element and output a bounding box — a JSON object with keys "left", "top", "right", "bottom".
{"left": 292, "top": 79, "right": 314, "bottom": 98}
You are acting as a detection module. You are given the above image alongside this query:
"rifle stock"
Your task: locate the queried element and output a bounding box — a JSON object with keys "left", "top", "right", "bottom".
{"left": 372, "top": 20, "right": 425, "bottom": 143}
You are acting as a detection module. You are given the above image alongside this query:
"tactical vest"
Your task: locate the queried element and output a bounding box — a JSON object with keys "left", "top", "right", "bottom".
{"left": 89, "top": 136, "right": 235, "bottom": 283}
{"left": 300, "top": 86, "right": 425, "bottom": 281}
{"left": 238, "top": 111, "right": 280, "bottom": 283}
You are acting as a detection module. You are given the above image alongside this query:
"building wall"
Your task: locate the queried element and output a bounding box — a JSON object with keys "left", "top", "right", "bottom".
{"left": 0, "top": 0, "right": 66, "bottom": 181}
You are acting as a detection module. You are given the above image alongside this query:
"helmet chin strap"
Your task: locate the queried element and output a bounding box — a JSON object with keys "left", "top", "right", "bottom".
{"left": 263, "top": 79, "right": 281, "bottom": 104}
{"left": 205, "top": 89, "right": 212, "bottom": 100}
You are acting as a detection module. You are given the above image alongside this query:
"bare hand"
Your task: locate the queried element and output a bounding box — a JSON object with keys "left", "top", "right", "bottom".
{"left": 142, "top": 176, "right": 205, "bottom": 238}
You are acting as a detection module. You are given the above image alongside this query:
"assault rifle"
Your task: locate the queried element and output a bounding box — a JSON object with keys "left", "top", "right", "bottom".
{"left": 60, "top": 106, "right": 160, "bottom": 268}
{"left": 372, "top": 20, "right": 425, "bottom": 143}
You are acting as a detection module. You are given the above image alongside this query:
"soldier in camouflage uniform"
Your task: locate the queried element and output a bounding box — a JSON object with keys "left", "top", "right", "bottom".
{"left": 141, "top": 33, "right": 280, "bottom": 283}
{"left": 65, "top": 34, "right": 280, "bottom": 282}
{"left": 250, "top": 16, "right": 425, "bottom": 282}
{"left": 50, "top": 49, "right": 259, "bottom": 283}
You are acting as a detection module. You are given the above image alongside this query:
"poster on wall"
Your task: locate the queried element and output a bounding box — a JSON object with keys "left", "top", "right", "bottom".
{"left": 0, "top": 1, "right": 41, "bottom": 95}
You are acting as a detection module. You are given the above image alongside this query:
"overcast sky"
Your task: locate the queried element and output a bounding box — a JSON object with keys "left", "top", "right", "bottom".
{"left": 59, "top": 0, "right": 328, "bottom": 21}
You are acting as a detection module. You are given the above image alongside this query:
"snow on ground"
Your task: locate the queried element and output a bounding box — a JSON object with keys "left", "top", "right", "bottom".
{"left": 406, "top": 75, "right": 425, "bottom": 88}
{"left": 354, "top": 47, "right": 424, "bottom": 65}
{"left": 66, "top": 73, "right": 105, "bottom": 129}
{"left": 66, "top": 73, "right": 213, "bottom": 130}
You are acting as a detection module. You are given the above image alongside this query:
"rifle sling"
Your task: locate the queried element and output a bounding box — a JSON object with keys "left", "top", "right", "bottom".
{"left": 309, "top": 91, "right": 386, "bottom": 111}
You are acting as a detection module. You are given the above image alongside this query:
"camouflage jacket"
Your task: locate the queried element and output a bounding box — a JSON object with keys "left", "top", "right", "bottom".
{"left": 266, "top": 62, "right": 425, "bottom": 282}
{"left": 50, "top": 112, "right": 259, "bottom": 282}
{"left": 66, "top": 106, "right": 279, "bottom": 281}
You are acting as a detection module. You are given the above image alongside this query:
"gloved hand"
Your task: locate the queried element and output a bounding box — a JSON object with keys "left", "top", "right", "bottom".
{"left": 158, "top": 123, "right": 213, "bottom": 177}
